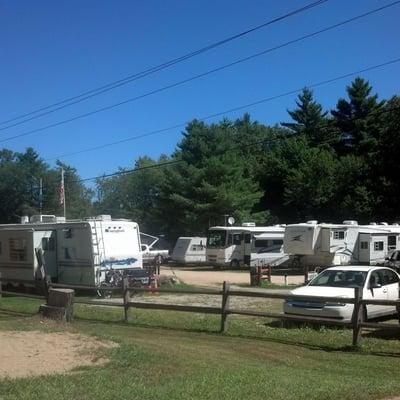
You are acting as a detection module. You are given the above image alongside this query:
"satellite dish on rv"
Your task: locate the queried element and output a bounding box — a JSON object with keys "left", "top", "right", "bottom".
{"left": 227, "top": 217, "right": 235, "bottom": 225}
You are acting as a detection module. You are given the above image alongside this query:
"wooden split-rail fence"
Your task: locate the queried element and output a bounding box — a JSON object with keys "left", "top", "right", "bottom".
{"left": 1, "top": 278, "right": 400, "bottom": 346}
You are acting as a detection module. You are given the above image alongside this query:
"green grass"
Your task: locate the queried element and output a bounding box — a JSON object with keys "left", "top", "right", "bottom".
{"left": 1, "top": 296, "right": 400, "bottom": 400}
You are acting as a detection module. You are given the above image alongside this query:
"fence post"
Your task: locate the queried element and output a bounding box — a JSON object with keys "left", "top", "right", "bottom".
{"left": 352, "top": 286, "right": 363, "bottom": 346}
{"left": 267, "top": 265, "right": 272, "bottom": 283}
{"left": 123, "top": 277, "right": 130, "bottom": 322}
{"left": 304, "top": 265, "right": 309, "bottom": 284}
{"left": 220, "top": 281, "right": 230, "bottom": 333}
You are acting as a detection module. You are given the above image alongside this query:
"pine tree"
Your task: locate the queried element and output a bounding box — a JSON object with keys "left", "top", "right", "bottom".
{"left": 331, "top": 77, "right": 385, "bottom": 155}
{"left": 282, "top": 88, "right": 330, "bottom": 146}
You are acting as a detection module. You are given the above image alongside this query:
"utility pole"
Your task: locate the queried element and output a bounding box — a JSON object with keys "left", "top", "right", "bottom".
{"left": 39, "top": 178, "right": 43, "bottom": 214}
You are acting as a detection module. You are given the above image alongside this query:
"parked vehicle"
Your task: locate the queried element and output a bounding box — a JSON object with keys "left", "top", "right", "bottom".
{"left": 284, "top": 220, "right": 400, "bottom": 267}
{"left": 140, "top": 232, "right": 169, "bottom": 265}
{"left": 0, "top": 214, "right": 143, "bottom": 287}
{"left": 385, "top": 250, "right": 400, "bottom": 272}
{"left": 171, "top": 237, "right": 206, "bottom": 264}
{"left": 206, "top": 223, "right": 289, "bottom": 268}
{"left": 283, "top": 266, "right": 400, "bottom": 322}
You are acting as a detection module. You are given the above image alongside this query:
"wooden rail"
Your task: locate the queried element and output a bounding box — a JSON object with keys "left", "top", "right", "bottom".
{"left": 1, "top": 278, "right": 399, "bottom": 346}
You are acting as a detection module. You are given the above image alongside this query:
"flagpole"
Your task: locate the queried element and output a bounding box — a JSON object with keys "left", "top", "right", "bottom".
{"left": 60, "top": 168, "right": 66, "bottom": 219}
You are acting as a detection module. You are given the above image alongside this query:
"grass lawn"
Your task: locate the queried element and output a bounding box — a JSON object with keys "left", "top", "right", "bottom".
{"left": 0, "top": 295, "right": 400, "bottom": 400}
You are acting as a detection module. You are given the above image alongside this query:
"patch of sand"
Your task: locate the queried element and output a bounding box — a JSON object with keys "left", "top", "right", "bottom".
{"left": 0, "top": 331, "right": 117, "bottom": 379}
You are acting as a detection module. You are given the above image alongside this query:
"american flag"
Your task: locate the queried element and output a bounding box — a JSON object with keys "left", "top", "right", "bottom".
{"left": 59, "top": 168, "right": 65, "bottom": 206}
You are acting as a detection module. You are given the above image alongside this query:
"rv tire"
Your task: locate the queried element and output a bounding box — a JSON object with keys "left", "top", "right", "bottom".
{"left": 230, "top": 259, "right": 240, "bottom": 269}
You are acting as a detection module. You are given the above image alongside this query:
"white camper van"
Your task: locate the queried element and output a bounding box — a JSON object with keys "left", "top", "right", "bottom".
{"left": 171, "top": 237, "right": 206, "bottom": 264}
{"left": 206, "top": 224, "right": 288, "bottom": 268}
{"left": 284, "top": 220, "right": 400, "bottom": 267}
{"left": 0, "top": 215, "right": 142, "bottom": 286}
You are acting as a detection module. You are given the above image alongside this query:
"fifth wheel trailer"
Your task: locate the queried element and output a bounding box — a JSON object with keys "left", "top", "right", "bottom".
{"left": 171, "top": 237, "right": 207, "bottom": 264}
{"left": 283, "top": 220, "right": 400, "bottom": 267}
{"left": 0, "top": 215, "right": 142, "bottom": 287}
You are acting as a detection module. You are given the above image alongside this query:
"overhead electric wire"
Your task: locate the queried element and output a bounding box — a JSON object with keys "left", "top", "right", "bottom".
{"left": 76, "top": 103, "right": 400, "bottom": 184}
{"left": 44, "top": 57, "right": 400, "bottom": 161}
{"left": 0, "top": 0, "right": 328, "bottom": 129}
{"left": 1, "top": 1, "right": 399, "bottom": 144}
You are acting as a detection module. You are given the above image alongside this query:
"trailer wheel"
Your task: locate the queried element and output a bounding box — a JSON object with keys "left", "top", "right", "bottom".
{"left": 97, "top": 283, "right": 112, "bottom": 299}
{"left": 230, "top": 259, "right": 240, "bottom": 269}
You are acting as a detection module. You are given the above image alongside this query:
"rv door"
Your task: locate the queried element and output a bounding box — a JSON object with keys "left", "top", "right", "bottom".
{"left": 34, "top": 231, "right": 57, "bottom": 279}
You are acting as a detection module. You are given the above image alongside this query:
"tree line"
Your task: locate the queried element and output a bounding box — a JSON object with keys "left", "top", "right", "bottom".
{"left": 1, "top": 77, "right": 399, "bottom": 242}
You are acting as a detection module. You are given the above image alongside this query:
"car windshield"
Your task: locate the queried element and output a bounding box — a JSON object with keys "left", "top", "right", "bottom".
{"left": 309, "top": 270, "right": 367, "bottom": 288}
{"left": 206, "top": 230, "right": 226, "bottom": 248}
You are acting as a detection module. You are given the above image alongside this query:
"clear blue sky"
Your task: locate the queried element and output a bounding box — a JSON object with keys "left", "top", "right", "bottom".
{"left": 1, "top": 0, "right": 399, "bottom": 182}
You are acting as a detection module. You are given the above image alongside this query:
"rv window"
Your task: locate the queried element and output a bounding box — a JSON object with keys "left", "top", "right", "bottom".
{"left": 227, "top": 234, "right": 233, "bottom": 245}
{"left": 9, "top": 238, "right": 27, "bottom": 261}
{"left": 388, "top": 236, "right": 397, "bottom": 250}
{"left": 374, "top": 241, "right": 384, "bottom": 251}
{"left": 233, "top": 234, "right": 242, "bottom": 245}
{"left": 206, "top": 230, "right": 227, "bottom": 248}
{"left": 360, "top": 241, "right": 368, "bottom": 249}
{"left": 272, "top": 240, "right": 283, "bottom": 246}
{"left": 190, "top": 244, "right": 203, "bottom": 251}
{"left": 254, "top": 240, "right": 270, "bottom": 248}
{"left": 244, "top": 234, "right": 251, "bottom": 244}
{"left": 333, "top": 231, "right": 345, "bottom": 240}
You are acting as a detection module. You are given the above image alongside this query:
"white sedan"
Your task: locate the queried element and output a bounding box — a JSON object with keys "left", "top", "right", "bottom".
{"left": 283, "top": 266, "right": 400, "bottom": 322}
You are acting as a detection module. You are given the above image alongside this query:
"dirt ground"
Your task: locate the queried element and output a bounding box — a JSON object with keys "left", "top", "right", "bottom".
{"left": 161, "top": 265, "right": 305, "bottom": 287}
{"left": 0, "top": 331, "right": 117, "bottom": 379}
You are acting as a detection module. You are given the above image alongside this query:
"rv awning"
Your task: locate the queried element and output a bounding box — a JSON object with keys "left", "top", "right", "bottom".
{"left": 254, "top": 233, "right": 284, "bottom": 239}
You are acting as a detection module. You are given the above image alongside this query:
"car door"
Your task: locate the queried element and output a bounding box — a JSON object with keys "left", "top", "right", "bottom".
{"left": 363, "top": 270, "right": 388, "bottom": 318}
{"left": 380, "top": 268, "right": 399, "bottom": 316}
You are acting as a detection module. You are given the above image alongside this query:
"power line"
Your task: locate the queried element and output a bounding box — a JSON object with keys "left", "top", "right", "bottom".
{"left": 44, "top": 57, "right": 400, "bottom": 161}
{"left": 77, "top": 103, "right": 400, "bottom": 184}
{"left": 1, "top": 1, "right": 398, "bottom": 144}
{"left": 0, "top": 0, "right": 328, "bottom": 129}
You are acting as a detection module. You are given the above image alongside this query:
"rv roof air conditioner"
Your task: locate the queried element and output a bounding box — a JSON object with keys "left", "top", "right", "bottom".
{"left": 242, "top": 222, "right": 256, "bottom": 227}
{"left": 20, "top": 216, "right": 29, "bottom": 224}
{"left": 95, "top": 215, "right": 112, "bottom": 221}
{"left": 30, "top": 215, "right": 57, "bottom": 223}
{"left": 343, "top": 220, "right": 358, "bottom": 225}
{"left": 370, "top": 222, "right": 377, "bottom": 225}
{"left": 379, "top": 222, "right": 388, "bottom": 226}
{"left": 306, "top": 220, "right": 318, "bottom": 225}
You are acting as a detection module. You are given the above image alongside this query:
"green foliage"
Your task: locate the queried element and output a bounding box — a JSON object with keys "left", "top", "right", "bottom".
{"left": 1, "top": 77, "right": 399, "bottom": 232}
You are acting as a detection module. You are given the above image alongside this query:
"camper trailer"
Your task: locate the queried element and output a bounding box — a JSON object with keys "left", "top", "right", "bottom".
{"left": 206, "top": 224, "right": 288, "bottom": 268}
{"left": 171, "top": 237, "right": 206, "bottom": 264}
{"left": 284, "top": 220, "right": 400, "bottom": 267}
{"left": 0, "top": 215, "right": 142, "bottom": 286}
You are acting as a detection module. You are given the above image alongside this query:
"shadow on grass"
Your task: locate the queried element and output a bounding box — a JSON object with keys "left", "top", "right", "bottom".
{"left": 72, "top": 312, "right": 400, "bottom": 359}
{"left": 0, "top": 307, "right": 38, "bottom": 318}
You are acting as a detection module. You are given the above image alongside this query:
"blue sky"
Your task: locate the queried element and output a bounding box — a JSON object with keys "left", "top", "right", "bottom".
{"left": 1, "top": 0, "right": 399, "bottom": 183}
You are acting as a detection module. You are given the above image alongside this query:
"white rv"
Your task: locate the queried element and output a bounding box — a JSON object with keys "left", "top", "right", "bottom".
{"left": 284, "top": 220, "right": 400, "bottom": 267}
{"left": 206, "top": 224, "right": 288, "bottom": 268}
{"left": 0, "top": 215, "right": 142, "bottom": 286}
{"left": 171, "top": 237, "right": 206, "bottom": 264}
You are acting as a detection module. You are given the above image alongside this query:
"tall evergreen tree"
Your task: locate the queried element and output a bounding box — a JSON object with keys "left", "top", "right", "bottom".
{"left": 282, "top": 88, "right": 331, "bottom": 146}
{"left": 331, "top": 77, "right": 385, "bottom": 155}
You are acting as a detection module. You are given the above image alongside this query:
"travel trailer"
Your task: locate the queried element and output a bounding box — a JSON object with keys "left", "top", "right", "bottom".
{"left": 206, "top": 223, "right": 288, "bottom": 268}
{"left": 0, "top": 215, "right": 142, "bottom": 287}
{"left": 283, "top": 220, "right": 400, "bottom": 267}
{"left": 171, "top": 237, "right": 207, "bottom": 264}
